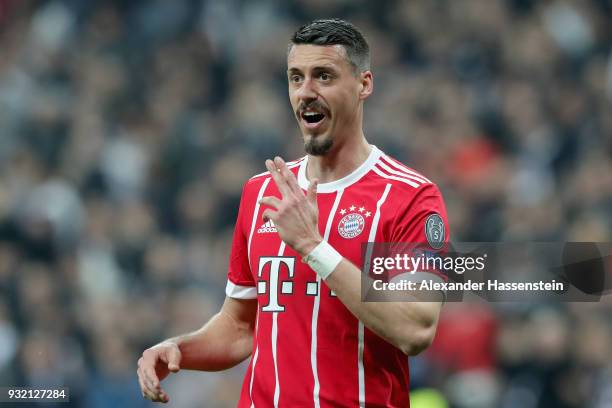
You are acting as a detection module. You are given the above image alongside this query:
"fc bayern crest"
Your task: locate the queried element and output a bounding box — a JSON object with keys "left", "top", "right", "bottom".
{"left": 338, "top": 213, "right": 365, "bottom": 239}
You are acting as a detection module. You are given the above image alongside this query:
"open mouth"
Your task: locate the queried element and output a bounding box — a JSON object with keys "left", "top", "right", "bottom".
{"left": 300, "top": 110, "right": 328, "bottom": 128}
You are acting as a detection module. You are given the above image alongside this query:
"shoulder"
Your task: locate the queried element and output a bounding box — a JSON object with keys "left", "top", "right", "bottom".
{"left": 369, "top": 150, "right": 448, "bottom": 230}
{"left": 372, "top": 151, "right": 449, "bottom": 242}
{"left": 370, "top": 150, "right": 441, "bottom": 198}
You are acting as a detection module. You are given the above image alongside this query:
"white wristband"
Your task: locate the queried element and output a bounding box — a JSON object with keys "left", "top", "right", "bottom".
{"left": 303, "top": 240, "right": 342, "bottom": 280}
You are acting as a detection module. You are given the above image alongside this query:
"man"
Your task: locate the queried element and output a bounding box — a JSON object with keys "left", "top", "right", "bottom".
{"left": 137, "top": 18, "right": 449, "bottom": 406}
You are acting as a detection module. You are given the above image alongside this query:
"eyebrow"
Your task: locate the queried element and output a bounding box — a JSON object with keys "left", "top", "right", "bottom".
{"left": 287, "top": 65, "right": 339, "bottom": 75}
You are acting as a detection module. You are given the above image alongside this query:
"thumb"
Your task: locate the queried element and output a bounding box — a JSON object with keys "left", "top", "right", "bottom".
{"left": 307, "top": 179, "right": 318, "bottom": 204}
{"left": 166, "top": 346, "right": 181, "bottom": 372}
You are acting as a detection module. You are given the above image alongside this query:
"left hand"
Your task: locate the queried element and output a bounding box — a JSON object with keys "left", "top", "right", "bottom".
{"left": 259, "top": 156, "right": 322, "bottom": 257}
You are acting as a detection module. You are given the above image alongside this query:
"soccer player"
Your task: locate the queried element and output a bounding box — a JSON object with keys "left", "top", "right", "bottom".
{"left": 137, "top": 18, "right": 449, "bottom": 406}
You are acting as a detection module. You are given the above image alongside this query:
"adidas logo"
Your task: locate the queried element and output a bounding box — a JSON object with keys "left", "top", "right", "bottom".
{"left": 257, "top": 219, "right": 277, "bottom": 233}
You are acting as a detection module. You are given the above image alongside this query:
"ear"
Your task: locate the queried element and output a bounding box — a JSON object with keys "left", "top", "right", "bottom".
{"left": 358, "top": 70, "right": 373, "bottom": 100}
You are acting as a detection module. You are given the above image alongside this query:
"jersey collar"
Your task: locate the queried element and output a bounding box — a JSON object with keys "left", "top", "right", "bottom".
{"left": 297, "top": 145, "right": 382, "bottom": 193}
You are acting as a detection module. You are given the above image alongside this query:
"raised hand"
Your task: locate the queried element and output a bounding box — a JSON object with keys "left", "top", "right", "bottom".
{"left": 259, "top": 156, "right": 322, "bottom": 257}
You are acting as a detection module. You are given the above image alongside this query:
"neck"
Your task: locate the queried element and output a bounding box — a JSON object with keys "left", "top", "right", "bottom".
{"left": 306, "top": 132, "right": 371, "bottom": 184}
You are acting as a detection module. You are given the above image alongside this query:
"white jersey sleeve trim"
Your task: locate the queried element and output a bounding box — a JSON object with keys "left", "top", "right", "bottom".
{"left": 372, "top": 165, "right": 420, "bottom": 188}
{"left": 376, "top": 160, "right": 428, "bottom": 185}
{"left": 381, "top": 155, "right": 432, "bottom": 183}
{"left": 225, "top": 280, "right": 257, "bottom": 299}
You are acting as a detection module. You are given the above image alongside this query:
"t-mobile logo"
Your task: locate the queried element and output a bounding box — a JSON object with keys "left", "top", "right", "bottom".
{"left": 257, "top": 256, "right": 295, "bottom": 312}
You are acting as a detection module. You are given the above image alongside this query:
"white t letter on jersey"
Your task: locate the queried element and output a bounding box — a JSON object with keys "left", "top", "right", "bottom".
{"left": 258, "top": 257, "right": 295, "bottom": 312}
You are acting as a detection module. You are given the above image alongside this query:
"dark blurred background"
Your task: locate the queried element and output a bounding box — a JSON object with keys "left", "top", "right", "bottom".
{"left": 0, "top": 0, "right": 611, "bottom": 407}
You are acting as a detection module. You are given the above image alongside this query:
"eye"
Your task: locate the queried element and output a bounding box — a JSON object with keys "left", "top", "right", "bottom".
{"left": 319, "top": 72, "right": 331, "bottom": 81}
{"left": 290, "top": 75, "right": 303, "bottom": 84}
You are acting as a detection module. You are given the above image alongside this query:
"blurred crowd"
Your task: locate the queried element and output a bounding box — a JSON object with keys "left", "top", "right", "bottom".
{"left": 0, "top": 0, "right": 611, "bottom": 407}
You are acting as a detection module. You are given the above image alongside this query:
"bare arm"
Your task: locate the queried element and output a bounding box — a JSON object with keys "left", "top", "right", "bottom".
{"left": 260, "top": 156, "right": 441, "bottom": 356}
{"left": 325, "top": 259, "right": 441, "bottom": 356}
{"left": 137, "top": 296, "right": 257, "bottom": 402}
{"left": 173, "top": 296, "right": 257, "bottom": 371}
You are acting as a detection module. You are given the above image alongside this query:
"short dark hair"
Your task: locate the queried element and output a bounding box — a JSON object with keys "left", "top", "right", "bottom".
{"left": 290, "top": 18, "right": 370, "bottom": 73}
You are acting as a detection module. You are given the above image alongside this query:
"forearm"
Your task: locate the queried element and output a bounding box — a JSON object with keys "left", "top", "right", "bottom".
{"left": 324, "top": 258, "right": 441, "bottom": 355}
{"left": 166, "top": 298, "right": 256, "bottom": 371}
{"left": 256, "top": 156, "right": 442, "bottom": 355}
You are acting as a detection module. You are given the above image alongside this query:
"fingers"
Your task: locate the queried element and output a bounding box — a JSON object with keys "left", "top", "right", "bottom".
{"left": 138, "top": 362, "right": 167, "bottom": 402}
{"left": 137, "top": 356, "right": 159, "bottom": 392}
{"left": 307, "top": 178, "right": 318, "bottom": 204}
{"left": 266, "top": 159, "right": 290, "bottom": 196}
{"left": 274, "top": 157, "right": 302, "bottom": 195}
{"left": 138, "top": 345, "right": 179, "bottom": 403}
{"left": 142, "top": 356, "right": 164, "bottom": 400}
{"left": 143, "top": 370, "right": 166, "bottom": 402}
{"left": 259, "top": 196, "right": 281, "bottom": 209}
{"left": 166, "top": 345, "right": 181, "bottom": 373}
{"left": 263, "top": 156, "right": 316, "bottom": 223}
{"left": 267, "top": 156, "right": 304, "bottom": 197}
{"left": 143, "top": 364, "right": 160, "bottom": 391}
{"left": 157, "top": 389, "right": 170, "bottom": 403}
{"left": 261, "top": 208, "right": 276, "bottom": 224}
{"left": 137, "top": 366, "right": 157, "bottom": 400}
{"left": 159, "top": 345, "right": 181, "bottom": 373}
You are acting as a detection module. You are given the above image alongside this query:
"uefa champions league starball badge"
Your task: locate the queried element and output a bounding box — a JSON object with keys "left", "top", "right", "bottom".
{"left": 425, "top": 213, "right": 445, "bottom": 249}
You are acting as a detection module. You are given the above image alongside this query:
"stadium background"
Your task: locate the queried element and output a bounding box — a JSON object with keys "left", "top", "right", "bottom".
{"left": 0, "top": 0, "right": 611, "bottom": 406}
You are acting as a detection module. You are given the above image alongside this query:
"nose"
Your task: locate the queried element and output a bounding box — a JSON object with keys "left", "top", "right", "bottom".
{"left": 296, "top": 77, "right": 317, "bottom": 103}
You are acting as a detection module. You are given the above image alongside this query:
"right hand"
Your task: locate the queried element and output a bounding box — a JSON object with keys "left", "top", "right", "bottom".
{"left": 137, "top": 342, "right": 182, "bottom": 403}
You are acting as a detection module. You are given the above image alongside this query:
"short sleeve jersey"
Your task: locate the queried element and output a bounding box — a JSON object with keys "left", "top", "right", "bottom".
{"left": 226, "top": 146, "right": 449, "bottom": 407}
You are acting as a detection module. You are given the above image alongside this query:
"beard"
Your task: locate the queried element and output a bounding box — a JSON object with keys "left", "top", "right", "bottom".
{"left": 304, "top": 134, "right": 333, "bottom": 156}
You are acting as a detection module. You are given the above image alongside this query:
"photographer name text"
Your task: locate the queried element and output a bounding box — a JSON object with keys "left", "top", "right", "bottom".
{"left": 372, "top": 279, "right": 565, "bottom": 292}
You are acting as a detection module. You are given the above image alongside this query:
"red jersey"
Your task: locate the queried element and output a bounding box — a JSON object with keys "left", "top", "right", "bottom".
{"left": 225, "top": 146, "right": 449, "bottom": 407}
